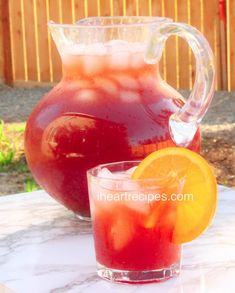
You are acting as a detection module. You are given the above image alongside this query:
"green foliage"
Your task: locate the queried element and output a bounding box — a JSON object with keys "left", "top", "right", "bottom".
{"left": 14, "top": 161, "right": 29, "bottom": 172}
{"left": 24, "top": 179, "right": 39, "bottom": 193}
{"left": 0, "top": 158, "right": 29, "bottom": 173}
{"left": 0, "top": 120, "right": 3, "bottom": 139}
{"left": 0, "top": 121, "right": 39, "bottom": 195}
{"left": 0, "top": 120, "right": 15, "bottom": 166}
{"left": 0, "top": 149, "right": 15, "bottom": 166}
{"left": 222, "top": 180, "right": 228, "bottom": 187}
{"left": 9, "top": 123, "right": 26, "bottom": 133}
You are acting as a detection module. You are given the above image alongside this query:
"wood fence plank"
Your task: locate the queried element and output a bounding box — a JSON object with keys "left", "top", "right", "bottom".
{"left": 112, "top": 0, "right": 123, "bottom": 15}
{"left": 227, "top": 0, "right": 235, "bottom": 90}
{"left": 151, "top": 0, "right": 162, "bottom": 17}
{"left": 203, "top": 0, "right": 220, "bottom": 89}
{"left": 148, "top": 0, "right": 152, "bottom": 16}
{"left": 35, "top": 0, "right": 50, "bottom": 82}
{"left": 100, "top": 0, "right": 110, "bottom": 16}
{"left": 73, "top": 0, "right": 85, "bottom": 20}
{"left": 23, "top": 0, "right": 37, "bottom": 81}
{"left": 138, "top": 0, "right": 150, "bottom": 16}
{"left": 190, "top": 0, "right": 202, "bottom": 31}
{"left": 163, "top": 0, "right": 177, "bottom": 89}
{"left": 48, "top": 0, "right": 62, "bottom": 82}
{"left": 215, "top": 2, "right": 222, "bottom": 90}
{"left": 0, "top": 0, "right": 13, "bottom": 84}
{"left": 189, "top": 0, "right": 202, "bottom": 87}
{"left": 151, "top": 0, "right": 164, "bottom": 77}
{"left": 87, "top": 0, "right": 99, "bottom": 16}
{"left": 61, "top": 0, "right": 73, "bottom": 23}
{"left": 9, "top": 0, "right": 25, "bottom": 81}
{"left": 177, "top": 0, "right": 190, "bottom": 89}
{"left": 203, "top": 0, "right": 216, "bottom": 50}
{"left": 219, "top": 0, "right": 227, "bottom": 90}
{"left": 125, "top": 0, "right": 135, "bottom": 15}
{"left": 0, "top": 0, "right": 4, "bottom": 80}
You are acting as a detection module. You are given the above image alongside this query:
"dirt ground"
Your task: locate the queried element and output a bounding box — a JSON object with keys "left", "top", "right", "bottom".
{"left": 0, "top": 162, "right": 32, "bottom": 195}
{"left": 201, "top": 129, "right": 235, "bottom": 187}
{"left": 0, "top": 85, "right": 234, "bottom": 195}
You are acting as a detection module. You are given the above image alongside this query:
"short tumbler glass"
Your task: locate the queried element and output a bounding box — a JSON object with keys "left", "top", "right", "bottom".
{"left": 87, "top": 161, "right": 182, "bottom": 283}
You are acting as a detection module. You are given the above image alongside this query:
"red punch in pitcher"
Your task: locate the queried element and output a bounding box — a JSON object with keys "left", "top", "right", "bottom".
{"left": 24, "top": 17, "right": 215, "bottom": 219}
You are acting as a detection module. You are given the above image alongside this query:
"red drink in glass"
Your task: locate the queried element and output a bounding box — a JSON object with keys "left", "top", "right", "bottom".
{"left": 87, "top": 161, "right": 182, "bottom": 283}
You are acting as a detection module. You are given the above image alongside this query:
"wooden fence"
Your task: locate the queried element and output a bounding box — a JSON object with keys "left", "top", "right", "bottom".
{"left": 0, "top": 0, "right": 234, "bottom": 90}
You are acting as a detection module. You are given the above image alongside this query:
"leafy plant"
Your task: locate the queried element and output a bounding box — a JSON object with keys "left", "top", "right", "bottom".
{"left": 24, "top": 179, "right": 39, "bottom": 192}
{"left": 0, "top": 120, "right": 4, "bottom": 139}
{"left": 15, "top": 161, "right": 29, "bottom": 172}
{"left": 0, "top": 148, "right": 15, "bottom": 166}
{"left": 9, "top": 123, "right": 26, "bottom": 133}
{"left": 0, "top": 120, "right": 15, "bottom": 166}
{"left": 0, "top": 121, "right": 39, "bottom": 195}
{"left": 0, "top": 157, "right": 28, "bottom": 173}
{"left": 222, "top": 180, "right": 228, "bottom": 187}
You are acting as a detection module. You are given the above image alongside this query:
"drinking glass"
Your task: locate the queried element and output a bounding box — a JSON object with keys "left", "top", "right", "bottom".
{"left": 87, "top": 161, "right": 183, "bottom": 283}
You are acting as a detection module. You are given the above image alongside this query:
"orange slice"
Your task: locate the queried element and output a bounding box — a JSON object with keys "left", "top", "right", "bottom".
{"left": 131, "top": 147, "right": 217, "bottom": 244}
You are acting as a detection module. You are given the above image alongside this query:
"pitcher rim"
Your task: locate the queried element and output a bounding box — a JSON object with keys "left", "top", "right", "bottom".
{"left": 48, "top": 16, "right": 172, "bottom": 29}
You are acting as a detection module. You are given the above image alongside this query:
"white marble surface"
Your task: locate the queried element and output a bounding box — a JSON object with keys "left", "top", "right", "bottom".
{"left": 0, "top": 186, "right": 234, "bottom": 293}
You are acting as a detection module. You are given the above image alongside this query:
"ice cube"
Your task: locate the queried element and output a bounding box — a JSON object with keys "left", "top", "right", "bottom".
{"left": 97, "top": 167, "right": 116, "bottom": 191}
{"left": 85, "top": 43, "right": 107, "bottom": 55}
{"left": 131, "top": 52, "right": 145, "bottom": 69}
{"left": 97, "top": 166, "right": 150, "bottom": 216}
{"left": 62, "top": 44, "right": 86, "bottom": 56}
{"left": 82, "top": 55, "right": 105, "bottom": 76}
{"left": 98, "top": 167, "right": 115, "bottom": 178}
{"left": 105, "top": 40, "right": 130, "bottom": 54}
{"left": 117, "top": 181, "right": 136, "bottom": 193}
{"left": 110, "top": 212, "right": 135, "bottom": 251}
{"left": 124, "top": 197, "right": 150, "bottom": 215}
{"left": 111, "top": 171, "right": 129, "bottom": 180}
{"left": 108, "top": 52, "right": 131, "bottom": 71}
{"left": 93, "top": 77, "right": 118, "bottom": 96}
{"left": 67, "top": 79, "right": 92, "bottom": 91}
{"left": 111, "top": 74, "right": 139, "bottom": 90}
{"left": 62, "top": 51, "right": 83, "bottom": 69}
{"left": 120, "top": 90, "right": 140, "bottom": 103}
{"left": 138, "top": 74, "right": 156, "bottom": 89}
{"left": 90, "top": 183, "right": 116, "bottom": 212}
{"left": 130, "top": 42, "right": 146, "bottom": 52}
{"left": 125, "top": 166, "right": 137, "bottom": 176}
{"left": 144, "top": 203, "right": 163, "bottom": 229}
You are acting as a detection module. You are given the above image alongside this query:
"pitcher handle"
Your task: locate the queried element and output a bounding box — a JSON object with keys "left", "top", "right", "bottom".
{"left": 145, "top": 22, "right": 215, "bottom": 146}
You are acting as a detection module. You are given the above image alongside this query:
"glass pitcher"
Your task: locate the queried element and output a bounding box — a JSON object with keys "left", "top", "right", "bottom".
{"left": 24, "top": 17, "right": 215, "bottom": 219}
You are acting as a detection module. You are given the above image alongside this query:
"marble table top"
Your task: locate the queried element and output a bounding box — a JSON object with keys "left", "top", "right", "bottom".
{"left": 0, "top": 186, "right": 234, "bottom": 293}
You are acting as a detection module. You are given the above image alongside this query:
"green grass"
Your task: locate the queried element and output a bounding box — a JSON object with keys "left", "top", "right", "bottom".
{"left": 0, "top": 121, "right": 40, "bottom": 194}
{"left": 0, "top": 148, "right": 15, "bottom": 166}
{"left": 222, "top": 180, "right": 228, "bottom": 187}
{"left": 9, "top": 123, "right": 26, "bottom": 133}
{"left": 24, "top": 178, "right": 39, "bottom": 192}
{"left": 0, "top": 157, "right": 29, "bottom": 172}
{"left": 0, "top": 120, "right": 16, "bottom": 166}
{"left": 0, "top": 120, "right": 3, "bottom": 138}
